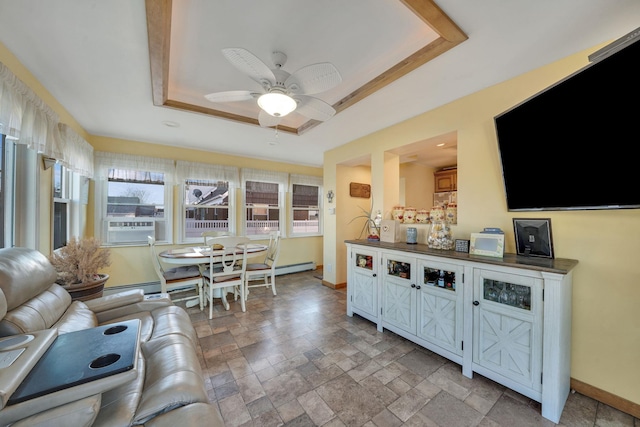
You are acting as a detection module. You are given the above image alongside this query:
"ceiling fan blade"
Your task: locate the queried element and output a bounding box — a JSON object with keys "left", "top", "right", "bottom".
{"left": 222, "top": 48, "right": 275, "bottom": 88}
{"left": 293, "top": 95, "right": 336, "bottom": 121}
{"left": 258, "top": 109, "right": 282, "bottom": 127}
{"left": 285, "top": 63, "right": 342, "bottom": 95}
{"left": 204, "top": 90, "right": 259, "bottom": 103}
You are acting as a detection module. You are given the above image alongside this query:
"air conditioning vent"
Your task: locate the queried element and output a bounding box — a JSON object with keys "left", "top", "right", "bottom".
{"left": 106, "top": 219, "right": 155, "bottom": 244}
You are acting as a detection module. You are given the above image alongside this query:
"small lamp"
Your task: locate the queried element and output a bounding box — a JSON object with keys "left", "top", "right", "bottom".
{"left": 257, "top": 91, "right": 297, "bottom": 117}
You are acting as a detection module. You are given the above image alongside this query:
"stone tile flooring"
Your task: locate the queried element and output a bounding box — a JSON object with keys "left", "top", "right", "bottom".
{"left": 178, "top": 270, "right": 639, "bottom": 427}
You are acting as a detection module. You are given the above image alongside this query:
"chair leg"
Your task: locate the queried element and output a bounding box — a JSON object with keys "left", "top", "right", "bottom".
{"left": 271, "top": 272, "right": 277, "bottom": 296}
{"left": 239, "top": 281, "right": 246, "bottom": 312}
{"left": 208, "top": 285, "right": 213, "bottom": 320}
{"left": 221, "top": 287, "right": 230, "bottom": 311}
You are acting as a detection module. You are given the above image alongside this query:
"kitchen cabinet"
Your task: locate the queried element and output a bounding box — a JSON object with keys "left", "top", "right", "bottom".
{"left": 434, "top": 168, "right": 457, "bottom": 192}
{"left": 381, "top": 252, "right": 417, "bottom": 335}
{"left": 346, "top": 247, "right": 379, "bottom": 325}
{"left": 344, "top": 240, "right": 577, "bottom": 424}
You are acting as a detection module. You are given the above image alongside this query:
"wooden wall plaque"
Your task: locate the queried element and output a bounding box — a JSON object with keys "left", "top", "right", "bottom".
{"left": 349, "top": 182, "right": 371, "bottom": 198}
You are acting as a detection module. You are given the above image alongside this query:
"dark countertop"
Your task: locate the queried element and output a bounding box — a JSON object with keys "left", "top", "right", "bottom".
{"left": 345, "top": 240, "right": 578, "bottom": 275}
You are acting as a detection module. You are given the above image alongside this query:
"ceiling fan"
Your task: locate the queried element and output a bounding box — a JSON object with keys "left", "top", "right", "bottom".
{"left": 204, "top": 48, "right": 342, "bottom": 127}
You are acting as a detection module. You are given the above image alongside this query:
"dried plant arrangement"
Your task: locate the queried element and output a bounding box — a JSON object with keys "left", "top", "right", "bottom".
{"left": 49, "top": 236, "right": 111, "bottom": 287}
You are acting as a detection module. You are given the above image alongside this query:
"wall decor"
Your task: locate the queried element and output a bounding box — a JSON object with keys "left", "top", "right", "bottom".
{"left": 349, "top": 182, "right": 371, "bottom": 198}
{"left": 513, "top": 218, "right": 554, "bottom": 258}
{"left": 326, "top": 190, "right": 334, "bottom": 203}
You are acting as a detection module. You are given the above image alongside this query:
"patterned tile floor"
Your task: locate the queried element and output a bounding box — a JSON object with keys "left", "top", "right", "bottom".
{"left": 176, "top": 270, "right": 639, "bottom": 427}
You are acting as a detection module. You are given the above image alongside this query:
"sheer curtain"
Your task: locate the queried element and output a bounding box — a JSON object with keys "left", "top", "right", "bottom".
{"left": 0, "top": 62, "right": 93, "bottom": 177}
{"left": 176, "top": 160, "right": 239, "bottom": 187}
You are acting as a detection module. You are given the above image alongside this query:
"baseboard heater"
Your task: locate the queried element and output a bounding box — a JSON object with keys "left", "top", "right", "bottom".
{"left": 104, "top": 262, "right": 316, "bottom": 296}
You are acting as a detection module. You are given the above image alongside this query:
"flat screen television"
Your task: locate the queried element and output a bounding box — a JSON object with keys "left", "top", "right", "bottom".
{"left": 494, "top": 28, "right": 640, "bottom": 211}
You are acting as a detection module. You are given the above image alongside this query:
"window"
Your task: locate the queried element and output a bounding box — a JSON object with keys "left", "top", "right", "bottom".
{"left": 242, "top": 169, "right": 288, "bottom": 238}
{"left": 290, "top": 174, "right": 322, "bottom": 237}
{"left": 52, "top": 162, "right": 69, "bottom": 249}
{"left": 0, "top": 135, "right": 9, "bottom": 247}
{"left": 177, "top": 161, "right": 238, "bottom": 243}
{"left": 95, "top": 153, "right": 174, "bottom": 245}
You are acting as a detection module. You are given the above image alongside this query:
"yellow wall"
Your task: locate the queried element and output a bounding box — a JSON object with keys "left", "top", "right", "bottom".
{"left": 324, "top": 44, "right": 640, "bottom": 406}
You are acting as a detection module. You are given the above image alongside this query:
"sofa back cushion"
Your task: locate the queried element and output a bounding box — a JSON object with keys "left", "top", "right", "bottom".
{"left": 0, "top": 247, "right": 58, "bottom": 311}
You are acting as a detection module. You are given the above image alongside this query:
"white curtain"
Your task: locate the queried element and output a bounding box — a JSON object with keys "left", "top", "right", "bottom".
{"left": 241, "top": 168, "right": 288, "bottom": 188}
{"left": 290, "top": 173, "right": 322, "bottom": 187}
{"left": 94, "top": 151, "right": 176, "bottom": 184}
{"left": 176, "top": 160, "right": 239, "bottom": 187}
{"left": 0, "top": 62, "right": 93, "bottom": 177}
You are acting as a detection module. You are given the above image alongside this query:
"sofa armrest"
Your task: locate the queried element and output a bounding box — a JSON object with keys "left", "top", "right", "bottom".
{"left": 84, "top": 290, "right": 145, "bottom": 313}
{"left": 144, "top": 402, "right": 224, "bottom": 427}
{"left": 85, "top": 291, "right": 174, "bottom": 324}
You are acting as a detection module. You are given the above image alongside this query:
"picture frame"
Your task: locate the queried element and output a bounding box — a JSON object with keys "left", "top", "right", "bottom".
{"left": 513, "top": 218, "right": 554, "bottom": 258}
{"left": 469, "top": 233, "right": 505, "bottom": 258}
{"left": 349, "top": 182, "right": 371, "bottom": 198}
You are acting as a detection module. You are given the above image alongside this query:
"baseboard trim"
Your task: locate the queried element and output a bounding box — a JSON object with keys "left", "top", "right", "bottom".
{"left": 321, "top": 280, "right": 345, "bottom": 290}
{"left": 571, "top": 377, "right": 640, "bottom": 418}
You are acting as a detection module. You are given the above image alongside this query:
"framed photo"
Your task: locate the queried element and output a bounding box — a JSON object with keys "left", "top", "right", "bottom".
{"left": 470, "top": 233, "right": 505, "bottom": 258}
{"left": 513, "top": 218, "right": 554, "bottom": 258}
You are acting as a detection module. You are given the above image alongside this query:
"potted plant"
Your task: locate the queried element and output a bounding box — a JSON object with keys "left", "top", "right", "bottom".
{"left": 49, "top": 236, "right": 111, "bottom": 301}
{"left": 349, "top": 199, "right": 382, "bottom": 241}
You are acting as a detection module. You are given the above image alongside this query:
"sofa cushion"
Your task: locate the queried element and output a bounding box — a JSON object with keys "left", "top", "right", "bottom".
{"left": 0, "top": 284, "right": 72, "bottom": 336}
{"left": 9, "top": 394, "right": 101, "bottom": 427}
{"left": 52, "top": 301, "right": 99, "bottom": 335}
{"left": 133, "top": 334, "right": 207, "bottom": 424}
{"left": 0, "top": 247, "right": 58, "bottom": 311}
{"left": 150, "top": 305, "right": 198, "bottom": 346}
{"left": 92, "top": 352, "right": 145, "bottom": 427}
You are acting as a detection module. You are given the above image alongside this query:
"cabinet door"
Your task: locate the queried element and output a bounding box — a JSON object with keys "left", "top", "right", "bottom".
{"left": 472, "top": 268, "right": 543, "bottom": 392}
{"left": 351, "top": 249, "right": 379, "bottom": 319}
{"left": 434, "top": 169, "right": 457, "bottom": 192}
{"left": 382, "top": 253, "right": 416, "bottom": 335}
{"left": 417, "top": 259, "right": 464, "bottom": 356}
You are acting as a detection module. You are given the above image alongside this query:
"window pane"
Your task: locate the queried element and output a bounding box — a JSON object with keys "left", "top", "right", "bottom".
{"left": 53, "top": 201, "right": 67, "bottom": 249}
{"left": 245, "top": 180, "right": 279, "bottom": 235}
{"left": 291, "top": 183, "right": 320, "bottom": 234}
{"left": 184, "top": 180, "right": 230, "bottom": 239}
{"left": 0, "top": 136, "right": 5, "bottom": 247}
{"left": 107, "top": 169, "right": 164, "bottom": 218}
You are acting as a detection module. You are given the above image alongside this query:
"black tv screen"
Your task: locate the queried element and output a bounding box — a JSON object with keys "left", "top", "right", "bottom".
{"left": 494, "top": 29, "right": 640, "bottom": 211}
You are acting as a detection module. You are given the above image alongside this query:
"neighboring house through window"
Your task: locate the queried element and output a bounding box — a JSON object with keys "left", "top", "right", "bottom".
{"left": 242, "top": 168, "right": 288, "bottom": 238}
{"left": 177, "top": 161, "right": 239, "bottom": 243}
{"left": 290, "top": 174, "right": 322, "bottom": 237}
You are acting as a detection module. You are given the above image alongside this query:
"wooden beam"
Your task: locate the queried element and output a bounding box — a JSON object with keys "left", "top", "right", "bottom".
{"left": 145, "top": 0, "right": 468, "bottom": 134}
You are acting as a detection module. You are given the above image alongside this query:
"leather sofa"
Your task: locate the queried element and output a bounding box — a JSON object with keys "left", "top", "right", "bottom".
{"left": 0, "top": 247, "right": 223, "bottom": 426}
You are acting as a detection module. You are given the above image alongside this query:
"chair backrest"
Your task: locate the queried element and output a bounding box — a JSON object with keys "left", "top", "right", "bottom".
{"left": 202, "top": 230, "right": 233, "bottom": 246}
{"left": 147, "top": 235, "right": 165, "bottom": 280}
{"left": 207, "top": 236, "right": 250, "bottom": 276}
{"left": 264, "top": 232, "right": 281, "bottom": 268}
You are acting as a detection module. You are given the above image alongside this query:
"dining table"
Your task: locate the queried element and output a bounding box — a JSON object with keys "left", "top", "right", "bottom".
{"left": 158, "top": 242, "right": 269, "bottom": 304}
{"left": 158, "top": 243, "right": 268, "bottom": 266}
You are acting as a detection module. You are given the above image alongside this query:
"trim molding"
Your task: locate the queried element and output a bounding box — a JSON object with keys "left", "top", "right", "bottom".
{"left": 571, "top": 378, "right": 640, "bottom": 418}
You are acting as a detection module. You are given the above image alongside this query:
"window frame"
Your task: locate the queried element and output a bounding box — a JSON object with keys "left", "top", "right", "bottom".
{"left": 241, "top": 168, "right": 288, "bottom": 239}
{"left": 94, "top": 152, "right": 174, "bottom": 246}
{"left": 289, "top": 174, "right": 323, "bottom": 238}
{"left": 176, "top": 161, "right": 239, "bottom": 244}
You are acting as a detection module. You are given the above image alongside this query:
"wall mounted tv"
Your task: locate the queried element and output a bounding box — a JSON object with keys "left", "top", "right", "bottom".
{"left": 494, "top": 27, "right": 640, "bottom": 211}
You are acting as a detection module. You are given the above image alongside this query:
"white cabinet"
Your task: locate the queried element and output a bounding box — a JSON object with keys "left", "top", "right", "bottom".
{"left": 417, "top": 258, "right": 465, "bottom": 360}
{"left": 472, "top": 268, "right": 543, "bottom": 397}
{"left": 347, "top": 247, "right": 379, "bottom": 324}
{"left": 381, "top": 252, "right": 417, "bottom": 335}
{"left": 345, "top": 240, "right": 577, "bottom": 424}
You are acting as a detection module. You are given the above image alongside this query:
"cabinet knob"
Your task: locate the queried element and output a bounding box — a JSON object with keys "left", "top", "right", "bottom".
{"left": 416, "top": 285, "right": 421, "bottom": 290}
{"left": 372, "top": 273, "right": 377, "bottom": 277}
{"left": 473, "top": 300, "right": 479, "bottom": 306}
{"left": 411, "top": 284, "right": 416, "bottom": 288}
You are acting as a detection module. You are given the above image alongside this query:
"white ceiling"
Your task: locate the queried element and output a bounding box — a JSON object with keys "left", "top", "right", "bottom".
{"left": 0, "top": 0, "right": 638, "bottom": 168}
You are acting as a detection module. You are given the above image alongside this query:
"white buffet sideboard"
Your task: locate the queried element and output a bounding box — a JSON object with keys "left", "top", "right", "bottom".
{"left": 345, "top": 239, "right": 578, "bottom": 424}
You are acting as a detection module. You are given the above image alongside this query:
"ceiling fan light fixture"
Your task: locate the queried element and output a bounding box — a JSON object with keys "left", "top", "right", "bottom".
{"left": 258, "top": 92, "right": 297, "bottom": 117}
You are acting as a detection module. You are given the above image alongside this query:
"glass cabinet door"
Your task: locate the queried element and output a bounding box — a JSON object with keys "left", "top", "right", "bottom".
{"left": 482, "top": 279, "right": 531, "bottom": 310}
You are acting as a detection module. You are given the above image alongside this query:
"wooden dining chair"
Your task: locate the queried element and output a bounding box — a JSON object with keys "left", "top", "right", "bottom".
{"left": 243, "top": 231, "right": 281, "bottom": 300}
{"left": 202, "top": 230, "right": 233, "bottom": 246}
{"left": 201, "top": 236, "right": 250, "bottom": 319}
{"left": 147, "top": 236, "right": 203, "bottom": 309}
